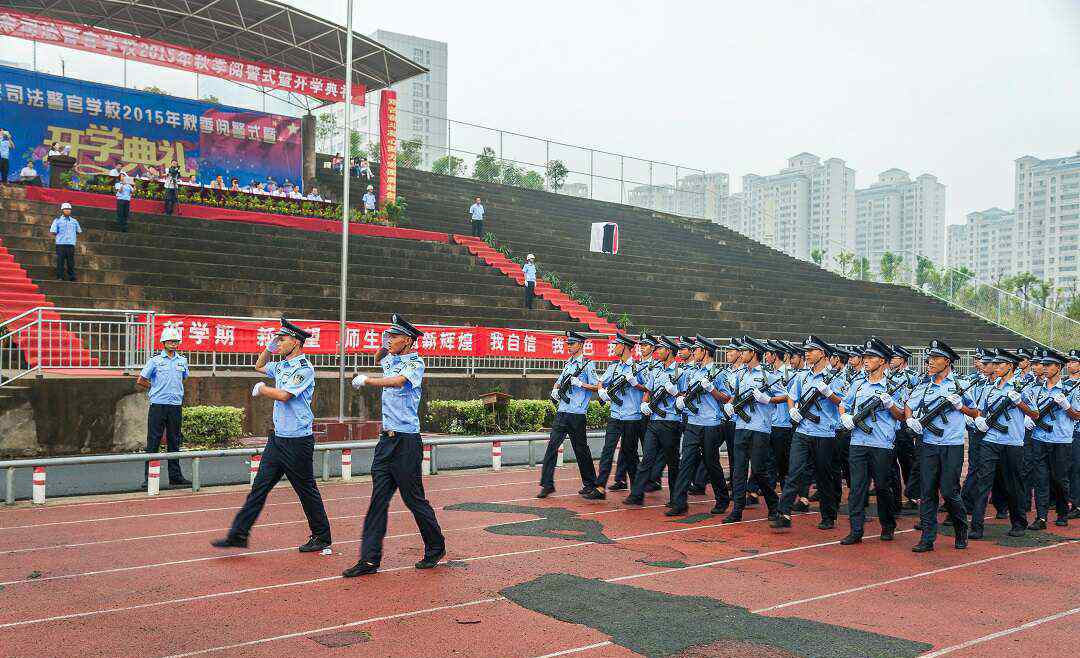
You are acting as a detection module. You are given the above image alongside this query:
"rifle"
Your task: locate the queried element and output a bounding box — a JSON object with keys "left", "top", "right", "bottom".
{"left": 792, "top": 369, "right": 843, "bottom": 427}
{"left": 1032, "top": 379, "right": 1080, "bottom": 432}
{"left": 550, "top": 359, "right": 591, "bottom": 407}
{"left": 915, "top": 378, "right": 979, "bottom": 437}
{"left": 971, "top": 378, "right": 1028, "bottom": 440}
{"left": 682, "top": 363, "right": 724, "bottom": 415}
{"left": 729, "top": 371, "right": 781, "bottom": 423}
{"left": 850, "top": 379, "right": 901, "bottom": 434}
{"left": 647, "top": 365, "right": 682, "bottom": 419}
{"left": 606, "top": 361, "right": 647, "bottom": 406}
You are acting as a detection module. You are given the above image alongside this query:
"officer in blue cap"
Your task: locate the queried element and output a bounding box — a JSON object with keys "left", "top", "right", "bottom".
{"left": 344, "top": 315, "right": 446, "bottom": 576}
{"left": 213, "top": 317, "right": 332, "bottom": 552}
{"left": 1028, "top": 348, "right": 1080, "bottom": 529}
{"left": 887, "top": 343, "right": 921, "bottom": 512}
{"left": 1068, "top": 349, "right": 1080, "bottom": 520}
{"left": 538, "top": 330, "right": 601, "bottom": 499}
{"left": 611, "top": 333, "right": 657, "bottom": 491}
{"left": 595, "top": 333, "right": 645, "bottom": 496}
{"left": 962, "top": 347, "right": 1009, "bottom": 519}
{"left": 624, "top": 336, "right": 686, "bottom": 506}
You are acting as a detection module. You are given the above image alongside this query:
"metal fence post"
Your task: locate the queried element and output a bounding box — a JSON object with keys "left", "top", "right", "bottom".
{"left": 35, "top": 307, "right": 42, "bottom": 376}
{"left": 589, "top": 150, "right": 594, "bottom": 199}
{"left": 620, "top": 156, "right": 625, "bottom": 205}
{"left": 4, "top": 467, "right": 13, "bottom": 505}
{"left": 430, "top": 444, "right": 439, "bottom": 474}
{"left": 321, "top": 449, "right": 331, "bottom": 481}
{"left": 191, "top": 457, "right": 201, "bottom": 492}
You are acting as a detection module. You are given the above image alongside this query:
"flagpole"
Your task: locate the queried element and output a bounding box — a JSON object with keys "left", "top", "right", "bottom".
{"left": 337, "top": 0, "right": 355, "bottom": 420}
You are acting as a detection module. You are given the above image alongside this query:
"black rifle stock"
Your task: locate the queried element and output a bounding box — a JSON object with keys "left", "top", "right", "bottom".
{"left": 1032, "top": 379, "right": 1080, "bottom": 432}
{"left": 551, "top": 360, "right": 590, "bottom": 407}
{"left": 917, "top": 379, "right": 978, "bottom": 437}
{"left": 682, "top": 364, "right": 721, "bottom": 416}
{"left": 647, "top": 366, "right": 682, "bottom": 419}
{"left": 606, "top": 362, "right": 646, "bottom": 406}
{"left": 793, "top": 369, "right": 842, "bottom": 427}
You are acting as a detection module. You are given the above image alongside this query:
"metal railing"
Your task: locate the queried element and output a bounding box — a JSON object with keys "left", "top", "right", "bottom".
{"left": 1, "top": 431, "right": 604, "bottom": 504}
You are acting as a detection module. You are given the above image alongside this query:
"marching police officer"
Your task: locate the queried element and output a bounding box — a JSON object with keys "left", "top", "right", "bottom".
{"left": 538, "top": 331, "right": 601, "bottom": 499}
{"left": 838, "top": 338, "right": 904, "bottom": 544}
{"left": 136, "top": 326, "right": 191, "bottom": 488}
{"left": 766, "top": 341, "right": 795, "bottom": 494}
{"left": 624, "top": 336, "right": 685, "bottom": 506}
{"left": 213, "top": 317, "right": 332, "bottom": 552}
{"left": 904, "top": 339, "right": 975, "bottom": 552}
{"left": 1068, "top": 350, "right": 1080, "bottom": 520}
{"left": 595, "top": 333, "right": 645, "bottom": 495}
{"left": 344, "top": 315, "right": 446, "bottom": 576}
{"left": 611, "top": 334, "right": 658, "bottom": 491}
{"left": 1028, "top": 348, "right": 1080, "bottom": 529}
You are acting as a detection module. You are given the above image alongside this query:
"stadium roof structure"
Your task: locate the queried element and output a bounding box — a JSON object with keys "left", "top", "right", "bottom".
{"left": 2, "top": 0, "right": 427, "bottom": 97}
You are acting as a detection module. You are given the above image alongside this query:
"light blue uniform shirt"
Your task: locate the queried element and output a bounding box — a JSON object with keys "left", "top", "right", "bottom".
{"left": 685, "top": 363, "right": 725, "bottom": 426}
{"left": 139, "top": 351, "right": 188, "bottom": 405}
{"left": 733, "top": 365, "right": 773, "bottom": 433}
{"left": 115, "top": 182, "right": 133, "bottom": 201}
{"left": 522, "top": 262, "right": 536, "bottom": 283}
{"left": 1031, "top": 379, "right": 1080, "bottom": 444}
{"left": 556, "top": 355, "right": 596, "bottom": 415}
{"left": 908, "top": 373, "right": 974, "bottom": 446}
{"left": 0, "top": 137, "right": 10, "bottom": 159}
{"left": 770, "top": 367, "right": 795, "bottom": 427}
{"left": 362, "top": 192, "right": 376, "bottom": 210}
{"left": 264, "top": 355, "right": 315, "bottom": 437}
{"left": 980, "top": 382, "right": 1035, "bottom": 446}
{"left": 647, "top": 361, "right": 683, "bottom": 419}
{"left": 789, "top": 368, "right": 843, "bottom": 437}
{"left": 379, "top": 352, "right": 425, "bottom": 433}
{"left": 843, "top": 378, "right": 902, "bottom": 449}
{"left": 600, "top": 359, "right": 643, "bottom": 421}
{"left": 50, "top": 215, "right": 82, "bottom": 245}
{"left": 469, "top": 203, "right": 484, "bottom": 220}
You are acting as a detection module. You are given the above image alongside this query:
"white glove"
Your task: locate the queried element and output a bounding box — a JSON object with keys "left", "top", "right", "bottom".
{"left": 753, "top": 389, "right": 772, "bottom": 404}
{"left": 1054, "top": 392, "right": 1071, "bottom": 410}
{"left": 675, "top": 397, "right": 686, "bottom": 411}
{"left": 351, "top": 374, "right": 367, "bottom": 389}
{"left": 840, "top": 413, "right": 855, "bottom": 430}
{"left": 723, "top": 402, "right": 735, "bottom": 417}
{"left": 947, "top": 393, "right": 963, "bottom": 410}
{"left": 550, "top": 386, "right": 560, "bottom": 399}
{"left": 627, "top": 374, "right": 639, "bottom": 387}
{"left": 974, "top": 417, "right": 989, "bottom": 433}
{"left": 877, "top": 392, "right": 895, "bottom": 408}
{"left": 789, "top": 408, "right": 803, "bottom": 424}
{"left": 703, "top": 380, "right": 715, "bottom": 393}
{"left": 906, "top": 417, "right": 924, "bottom": 434}
{"left": 640, "top": 402, "right": 652, "bottom": 415}
{"left": 598, "top": 388, "right": 610, "bottom": 403}
{"left": 251, "top": 381, "right": 265, "bottom": 397}
{"left": 664, "top": 380, "right": 679, "bottom": 395}
{"left": 815, "top": 380, "right": 830, "bottom": 395}
{"left": 1024, "top": 415, "right": 1035, "bottom": 430}
{"left": 1007, "top": 390, "right": 1022, "bottom": 404}
{"left": 571, "top": 376, "right": 585, "bottom": 388}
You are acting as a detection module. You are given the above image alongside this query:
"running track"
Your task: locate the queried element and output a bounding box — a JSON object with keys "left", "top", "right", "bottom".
{"left": 0, "top": 463, "right": 1076, "bottom": 657}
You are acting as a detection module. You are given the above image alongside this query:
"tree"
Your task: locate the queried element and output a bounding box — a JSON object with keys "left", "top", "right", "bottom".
{"left": 315, "top": 113, "right": 339, "bottom": 147}
{"left": 432, "top": 155, "right": 465, "bottom": 177}
{"left": 201, "top": 94, "right": 221, "bottom": 104}
{"left": 545, "top": 160, "right": 569, "bottom": 192}
{"left": 1003, "top": 272, "right": 1049, "bottom": 305}
{"left": 472, "top": 147, "right": 501, "bottom": 182}
{"left": 521, "top": 170, "right": 545, "bottom": 190}
{"left": 916, "top": 256, "right": 939, "bottom": 289}
{"left": 940, "top": 267, "right": 976, "bottom": 298}
{"left": 397, "top": 137, "right": 423, "bottom": 169}
{"left": 834, "top": 251, "right": 856, "bottom": 278}
{"left": 811, "top": 249, "right": 825, "bottom": 267}
{"left": 879, "top": 252, "right": 903, "bottom": 283}
{"left": 143, "top": 85, "right": 168, "bottom": 95}
{"left": 365, "top": 139, "right": 379, "bottom": 162}
{"left": 500, "top": 162, "right": 523, "bottom": 187}
{"left": 856, "top": 257, "right": 871, "bottom": 281}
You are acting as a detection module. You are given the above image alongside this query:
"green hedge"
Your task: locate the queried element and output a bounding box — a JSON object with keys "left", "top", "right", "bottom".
{"left": 426, "top": 400, "right": 609, "bottom": 435}
{"left": 181, "top": 406, "right": 245, "bottom": 448}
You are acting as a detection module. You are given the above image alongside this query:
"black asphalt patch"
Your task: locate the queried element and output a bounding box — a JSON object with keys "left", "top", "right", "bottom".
{"left": 672, "top": 513, "right": 714, "bottom": 524}
{"left": 939, "top": 522, "right": 1074, "bottom": 548}
{"left": 502, "top": 573, "right": 931, "bottom": 658}
{"left": 444, "top": 502, "right": 613, "bottom": 544}
{"left": 637, "top": 559, "right": 689, "bottom": 569}
{"left": 308, "top": 630, "right": 371, "bottom": 647}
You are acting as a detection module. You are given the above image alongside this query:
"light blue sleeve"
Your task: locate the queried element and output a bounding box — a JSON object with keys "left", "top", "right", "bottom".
{"left": 401, "top": 358, "right": 424, "bottom": 389}
{"left": 263, "top": 361, "right": 277, "bottom": 379}
{"left": 50, "top": 219, "right": 58, "bottom": 234}
{"left": 281, "top": 365, "right": 315, "bottom": 396}
{"left": 139, "top": 359, "right": 156, "bottom": 380}
{"left": 180, "top": 358, "right": 190, "bottom": 379}
{"left": 842, "top": 387, "right": 856, "bottom": 409}
{"left": 600, "top": 363, "right": 615, "bottom": 386}
{"left": 75, "top": 220, "right": 82, "bottom": 234}
{"left": 583, "top": 361, "right": 597, "bottom": 385}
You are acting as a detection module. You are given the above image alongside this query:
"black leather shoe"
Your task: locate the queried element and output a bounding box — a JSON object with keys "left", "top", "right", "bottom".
{"left": 995, "top": 510, "right": 1010, "bottom": 520}
{"left": 582, "top": 488, "right": 606, "bottom": 500}
{"left": 969, "top": 528, "right": 983, "bottom": 540}
{"left": 745, "top": 493, "right": 759, "bottom": 507}
{"left": 911, "top": 541, "right": 934, "bottom": 553}
{"left": 954, "top": 525, "right": 968, "bottom": 550}
{"left": 839, "top": 534, "right": 862, "bottom": 545}
{"left": 904, "top": 499, "right": 919, "bottom": 510}
{"left": 808, "top": 490, "right": 820, "bottom": 502}
{"left": 1068, "top": 506, "right": 1080, "bottom": 520}
{"left": 1008, "top": 526, "right": 1026, "bottom": 537}
{"left": 688, "top": 486, "right": 707, "bottom": 495}
{"left": 710, "top": 502, "right": 730, "bottom": 515}
{"left": 623, "top": 496, "right": 644, "bottom": 506}
{"left": 1055, "top": 517, "right": 1068, "bottom": 527}
{"left": 793, "top": 500, "right": 810, "bottom": 512}
{"left": 1028, "top": 518, "right": 1047, "bottom": 531}
{"left": 644, "top": 482, "right": 662, "bottom": 492}
{"left": 721, "top": 513, "right": 742, "bottom": 524}
{"left": 415, "top": 550, "right": 445, "bottom": 569}
{"left": 817, "top": 519, "right": 836, "bottom": 530}
{"left": 609, "top": 482, "right": 628, "bottom": 491}
{"left": 664, "top": 507, "right": 688, "bottom": 517}
{"left": 536, "top": 486, "right": 555, "bottom": 499}
{"left": 770, "top": 515, "right": 792, "bottom": 529}
{"left": 578, "top": 486, "right": 591, "bottom": 495}
{"left": 211, "top": 536, "right": 248, "bottom": 549}
{"left": 299, "top": 535, "right": 331, "bottom": 553}
{"left": 170, "top": 477, "right": 192, "bottom": 487}
{"left": 342, "top": 561, "right": 379, "bottom": 577}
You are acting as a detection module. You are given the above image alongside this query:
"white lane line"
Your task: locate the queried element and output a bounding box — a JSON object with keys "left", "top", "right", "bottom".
{"left": 918, "top": 606, "right": 1080, "bottom": 657}
{"left": 0, "top": 504, "right": 767, "bottom": 630}
{"left": 531, "top": 642, "right": 614, "bottom": 658}
{"left": 0, "top": 476, "right": 577, "bottom": 531}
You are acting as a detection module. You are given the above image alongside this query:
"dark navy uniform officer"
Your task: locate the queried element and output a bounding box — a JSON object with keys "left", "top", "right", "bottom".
{"left": 538, "top": 330, "right": 601, "bottom": 499}
{"left": 212, "top": 317, "right": 332, "bottom": 552}
{"left": 344, "top": 316, "right": 446, "bottom": 577}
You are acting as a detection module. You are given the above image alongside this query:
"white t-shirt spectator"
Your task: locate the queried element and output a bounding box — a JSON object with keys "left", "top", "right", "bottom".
{"left": 306, "top": 192, "right": 324, "bottom": 201}
{"left": 362, "top": 192, "right": 377, "bottom": 210}
{"left": 19, "top": 164, "right": 37, "bottom": 181}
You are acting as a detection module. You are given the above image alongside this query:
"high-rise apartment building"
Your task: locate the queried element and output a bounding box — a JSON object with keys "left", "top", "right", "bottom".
{"left": 945, "top": 208, "right": 1016, "bottom": 285}
{"left": 855, "top": 169, "right": 947, "bottom": 272}
{"left": 1014, "top": 152, "right": 1080, "bottom": 288}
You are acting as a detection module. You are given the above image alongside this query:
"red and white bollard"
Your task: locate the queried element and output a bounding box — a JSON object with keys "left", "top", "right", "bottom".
{"left": 422, "top": 444, "right": 432, "bottom": 475}
{"left": 147, "top": 460, "right": 161, "bottom": 496}
{"left": 491, "top": 441, "right": 502, "bottom": 470}
{"left": 31, "top": 466, "right": 46, "bottom": 505}
{"left": 249, "top": 454, "right": 261, "bottom": 485}
{"left": 556, "top": 444, "right": 565, "bottom": 467}
{"left": 341, "top": 449, "right": 352, "bottom": 481}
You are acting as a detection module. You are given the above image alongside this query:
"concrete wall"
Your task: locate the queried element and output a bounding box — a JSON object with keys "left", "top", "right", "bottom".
{"left": 0, "top": 373, "right": 557, "bottom": 459}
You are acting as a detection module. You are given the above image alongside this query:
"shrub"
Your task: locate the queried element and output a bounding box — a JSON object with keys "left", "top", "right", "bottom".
{"left": 424, "top": 399, "right": 608, "bottom": 434}
{"left": 182, "top": 406, "right": 245, "bottom": 448}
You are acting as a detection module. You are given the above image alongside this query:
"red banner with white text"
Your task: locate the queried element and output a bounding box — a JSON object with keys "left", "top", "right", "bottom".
{"left": 0, "top": 10, "right": 365, "bottom": 105}
{"left": 149, "top": 315, "right": 623, "bottom": 361}
{"left": 378, "top": 90, "right": 398, "bottom": 205}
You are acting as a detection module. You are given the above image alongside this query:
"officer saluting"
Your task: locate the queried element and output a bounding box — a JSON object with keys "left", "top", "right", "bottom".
{"left": 344, "top": 315, "right": 446, "bottom": 577}
{"left": 212, "top": 317, "right": 332, "bottom": 552}
{"left": 538, "top": 330, "right": 601, "bottom": 499}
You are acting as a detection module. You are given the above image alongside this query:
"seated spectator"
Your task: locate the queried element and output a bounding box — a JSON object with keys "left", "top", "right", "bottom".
{"left": 349, "top": 157, "right": 360, "bottom": 178}
{"left": 287, "top": 187, "right": 304, "bottom": 199}
{"left": 19, "top": 160, "right": 39, "bottom": 185}
{"left": 251, "top": 181, "right": 267, "bottom": 195}
{"left": 282, "top": 178, "right": 295, "bottom": 193}
{"left": 306, "top": 187, "right": 324, "bottom": 201}
{"left": 331, "top": 153, "right": 343, "bottom": 173}
{"left": 47, "top": 142, "right": 64, "bottom": 159}
{"left": 359, "top": 158, "right": 373, "bottom": 180}
{"left": 209, "top": 175, "right": 225, "bottom": 189}
{"left": 362, "top": 185, "right": 377, "bottom": 213}
{"left": 229, "top": 178, "right": 241, "bottom": 192}
{"left": 145, "top": 165, "right": 161, "bottom": 180}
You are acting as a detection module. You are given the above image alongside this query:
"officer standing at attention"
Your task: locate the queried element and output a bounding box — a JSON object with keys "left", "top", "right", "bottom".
{"left": 837, "top": 338, "right": 904, "bottom": 545}
{"left": 49, "top": 202, "right": 81, "bottom": 281}
{"left": 212, "top": 318, "right": 332, "bottom": 552}
{"left": 1028, "top": 349, "right": 1080, "bottom": 529}
{"left": 522, "top": 254, "right": 537, "bottom": 309}
{"left": 344, "top": 316, "right": 446, "bottom": 576}
{"left": 904, "top": 340, "right": 975, "bottom": 552}
{"left": 114, "top": 172, "right": 133, "bottom": 232}
{"left": 624, "top": 336, "right": 685, "bottom": 506}
{"left": 136, "top": 326, "right": 191, "bottom": 488}
{"left": 595, "top": 333, "right": 645, "bottom": 495}
{"left": 538, "top": 331, "right": 601, "bottom": 499}
{"left": 468, "top": 196, "right": 485, "bottom": 237}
